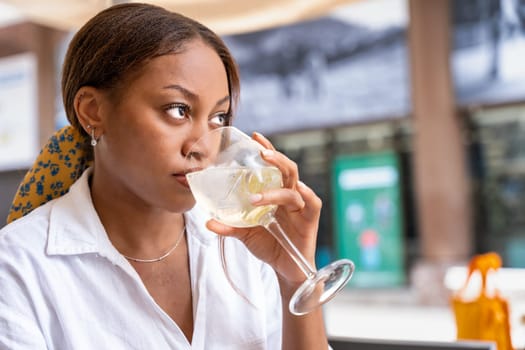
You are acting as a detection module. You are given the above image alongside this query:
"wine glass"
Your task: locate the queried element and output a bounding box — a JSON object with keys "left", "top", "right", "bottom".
{"left": 185, "top": 126, "right": 354, "bottom": 315}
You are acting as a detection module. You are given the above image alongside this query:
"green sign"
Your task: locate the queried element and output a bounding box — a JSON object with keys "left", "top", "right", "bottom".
{"left": 332, "top": 152, "right": 405, "bottom": 287}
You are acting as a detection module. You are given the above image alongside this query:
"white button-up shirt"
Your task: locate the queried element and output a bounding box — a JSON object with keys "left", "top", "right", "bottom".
{"left": 0, "top": 170, "right": 282, "bottom": 349}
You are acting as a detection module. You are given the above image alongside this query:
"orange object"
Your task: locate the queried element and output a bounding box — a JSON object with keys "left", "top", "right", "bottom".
{"left": 451, "top": 252, "right": 513, "bottom": 350}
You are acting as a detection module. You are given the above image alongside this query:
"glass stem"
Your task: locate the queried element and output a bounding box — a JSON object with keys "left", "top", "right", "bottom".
{"left": 262, "top": 214, "right": 317, "bottom": 279}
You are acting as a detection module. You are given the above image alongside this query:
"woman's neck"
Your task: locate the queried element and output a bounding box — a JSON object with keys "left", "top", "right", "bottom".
{"left": 89, "top": 169, "right": 185, "bottom": 256}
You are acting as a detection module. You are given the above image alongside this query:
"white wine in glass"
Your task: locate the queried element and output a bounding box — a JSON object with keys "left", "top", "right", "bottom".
{"left": 185, "top": 126, "right": 354, "bottom": 315}
{"left": 187, "top": 166, "right": 282, "bottom": 227}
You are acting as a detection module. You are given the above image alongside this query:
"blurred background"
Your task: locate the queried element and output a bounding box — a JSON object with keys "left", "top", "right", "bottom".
{"left": 0, "top": 0, "right": 524, "bottom": 347}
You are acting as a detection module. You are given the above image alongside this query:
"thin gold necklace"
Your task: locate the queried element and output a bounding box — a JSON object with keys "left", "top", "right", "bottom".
{"left": 122, "top": 226, "right": 186, "bottom": 263}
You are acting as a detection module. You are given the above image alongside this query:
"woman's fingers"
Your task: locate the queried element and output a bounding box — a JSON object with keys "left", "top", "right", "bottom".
{"left": 206, "top": 219, "right": 245, "bottom": 237}
{"left": 250, "top": 187, "right": 305, "bottom": 213}
{"left": 205, "top": 219, "right": 231, "bottom": 234}
{"left": 252, "top": 132, "right": 275, "bottom": 150}
{"left": 251, "top": 131, "right": 321, "bottom": 217}
{"left": 296, "top": 180, "right": 322, "bottom": 216}
{"left": 252, "top": 132, "right": 299, "bottom": 189}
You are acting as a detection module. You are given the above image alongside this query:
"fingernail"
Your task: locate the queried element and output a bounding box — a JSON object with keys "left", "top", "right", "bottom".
{"left": 298, "top": 180, "right": 307, "bottom": 188}
{"left": 262, "top": 149, "right": 274, "bottom": 157}
{"left": 249, "top": 193, "right": 263, "bottom": 203}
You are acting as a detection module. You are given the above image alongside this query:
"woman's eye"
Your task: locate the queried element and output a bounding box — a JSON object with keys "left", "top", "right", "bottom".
{"left": 210, "top": 113, "right": 230, "bottom": 127}
{"left": 166, "top": 104, "right": 190, "bottom": 120}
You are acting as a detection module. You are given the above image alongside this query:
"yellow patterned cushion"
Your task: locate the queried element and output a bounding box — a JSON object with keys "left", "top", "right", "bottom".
{"left": 6, "top": 125, "right": 92, "bottom": 224}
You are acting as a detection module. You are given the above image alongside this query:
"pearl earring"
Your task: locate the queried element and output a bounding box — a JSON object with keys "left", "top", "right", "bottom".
{"left": 87, "top": 125, "right": 97, "bottom": 147}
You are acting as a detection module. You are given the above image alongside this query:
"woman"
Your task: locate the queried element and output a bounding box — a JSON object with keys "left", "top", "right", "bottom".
{"left": 0, "top": 3, "right": 329, "bottom": 349}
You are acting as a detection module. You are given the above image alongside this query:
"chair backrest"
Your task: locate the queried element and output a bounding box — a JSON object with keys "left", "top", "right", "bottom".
{"left": 329, "top": 337, "right": 497, "bottom": 350}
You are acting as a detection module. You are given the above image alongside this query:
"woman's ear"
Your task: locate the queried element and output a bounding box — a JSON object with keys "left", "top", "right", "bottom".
{"left": 74, "top": 86, "right": 104, "bottom": 137}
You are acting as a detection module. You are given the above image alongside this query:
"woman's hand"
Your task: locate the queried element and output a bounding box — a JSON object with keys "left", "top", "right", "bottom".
{"left": 205, "top": 132, "right": 322, "bottom": 287}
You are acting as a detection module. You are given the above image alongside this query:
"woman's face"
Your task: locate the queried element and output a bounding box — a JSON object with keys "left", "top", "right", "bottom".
{"left": 94, "top": 39, "right": 231, "bottom": 213}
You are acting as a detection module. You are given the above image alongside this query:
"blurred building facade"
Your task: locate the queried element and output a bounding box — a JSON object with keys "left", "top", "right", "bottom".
{"left": 226, "top": 0, "right": 525, "bottom": 304}
{"left": 1, "top": 0, "right": 525, "bottom": 306}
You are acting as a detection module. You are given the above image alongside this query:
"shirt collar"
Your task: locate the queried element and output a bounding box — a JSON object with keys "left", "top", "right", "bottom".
{"left": 184, "top": 204, "right": 215, "bottom": 246}
{"left": 47, "top": 168, "right": 121, "bottom": 261}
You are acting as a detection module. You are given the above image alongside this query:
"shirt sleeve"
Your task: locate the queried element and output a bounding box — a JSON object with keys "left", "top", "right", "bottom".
{"left": 0, "top": 308, "right": 47, "bottom": 349}
{"left": 0, "top": 247, "right": 47, "bottom": 349}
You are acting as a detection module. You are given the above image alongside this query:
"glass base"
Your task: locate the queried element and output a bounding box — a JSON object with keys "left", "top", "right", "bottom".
{"left": 288, "top": 259, "right": 355, "bottom": 316}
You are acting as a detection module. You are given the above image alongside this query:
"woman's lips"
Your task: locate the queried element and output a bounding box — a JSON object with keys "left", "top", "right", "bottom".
{"left": 174, "top": 174, "right": 189, "bottom": 188}
{"left": 174, "top": 168, "right": 201, "bottom": 188}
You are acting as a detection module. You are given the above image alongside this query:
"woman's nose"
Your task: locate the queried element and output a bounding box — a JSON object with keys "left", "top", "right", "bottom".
{"left": 182, "top": 121, "right": 213, "bottom": 166}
